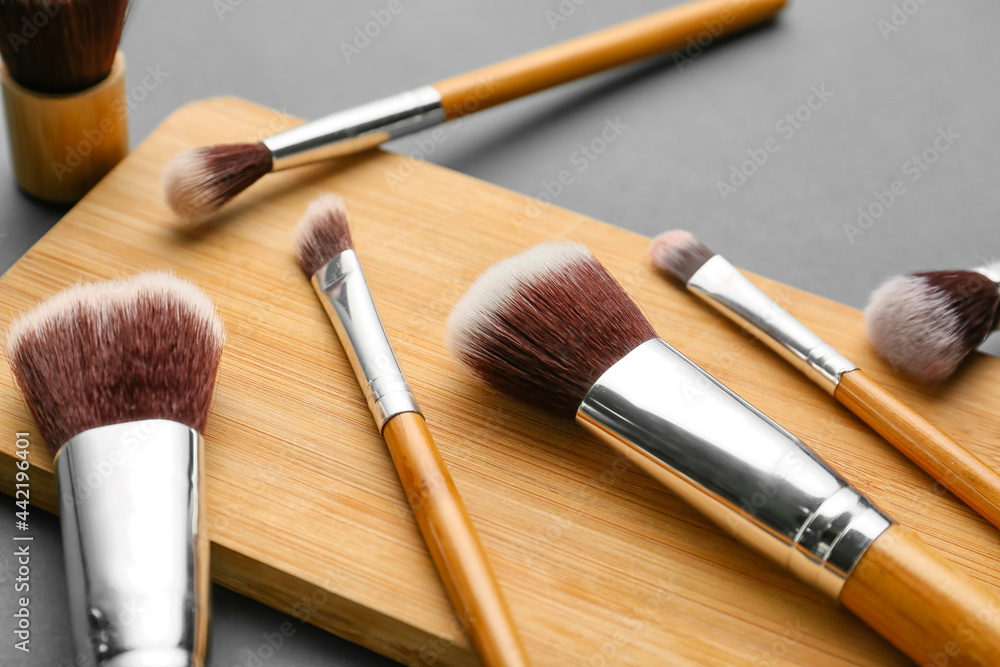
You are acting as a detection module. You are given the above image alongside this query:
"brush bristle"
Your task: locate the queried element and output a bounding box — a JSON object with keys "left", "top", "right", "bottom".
{"left": 865, "top": 270, "right": 1000, "bottom": 383}
{"left": 649, "top": 230, "right": 716, "bottom": 283}
{"left": 447, "top": 242, "right": 657, "bottom": 420}
{"left": 293, "top": 193, "right": 354, "bottom": 275}
{"left": 163, "top": 143, "right": 273, "bottom": 224}
{"left": 0, "top": 0, "right": 129, "bottom": 93}
{"left": 5, "top": 272, "right": 226, "bottom": 453}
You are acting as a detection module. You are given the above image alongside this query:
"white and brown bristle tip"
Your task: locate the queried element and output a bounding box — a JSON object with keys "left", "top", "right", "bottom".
{"left": 5, "top": 272, "right": 226, "bottom": 454}
{"left": 446, "top": 242, "right": 657, "bottom": 420}
{"left": 294, "top": 193, "right": 354, "bottom": 275}
{"left": 649, "top": 230, "right": 717, "bottom": 284}
{"left": 865, "top": 270, "right": 1000, "bottom": 383}
{"left": 163, "top": 143, "right": 273, "bottom": 224}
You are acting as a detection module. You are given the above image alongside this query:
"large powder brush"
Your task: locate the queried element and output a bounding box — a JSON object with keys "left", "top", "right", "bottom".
{"left": 449, "top": 242, "right": 1000, "bottom": 666}
{"left": 6, "top": 272, "right": 224, "bottom": 665}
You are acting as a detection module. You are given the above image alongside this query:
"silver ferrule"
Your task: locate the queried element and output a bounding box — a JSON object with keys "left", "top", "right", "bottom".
{"left": 263, "top": 86, "right": 444, "bottom": 171}
{"left": 687, "top": 255, "right": 857, "bottom": 393}
{"left": 577, "top": 339, "right": 891, "bottom": 599}
{"left": 974, "top": 262, "right": 1000, "bottom": 290}
{"left": 55, "top": 420, "right": 209, "bottom": 666}
{"left": 312, "top": 249, "right": 420, "bottom": 430}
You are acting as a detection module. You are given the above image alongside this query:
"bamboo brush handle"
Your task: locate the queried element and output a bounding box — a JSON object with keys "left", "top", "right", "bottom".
{"left": 841, "top": 524, "right": 1000, "bottom": 666}
{"left": 835, "top": 369, "right": 1000, "bottom": 529}
{"left": 432, "top": 0, "right": 787, "bottom": 120}
{"left": 382, "top": 412, "right": 529, "bottom": 667}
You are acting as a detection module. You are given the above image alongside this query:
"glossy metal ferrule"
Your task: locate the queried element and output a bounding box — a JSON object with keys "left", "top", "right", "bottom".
{"left": 55, "top": 419, "right": 209, "bottom": 666}
{"left": 312, "top": 249, "right": 421, "bottom": 430}
{"left": 576, "top": 339, "right": 891, "bottom": 599}
{"left": 263, "top": 85, "right": 444, "bottom": 171}
{"left": 687, "top": 255, "right": 857, "bottom": 394}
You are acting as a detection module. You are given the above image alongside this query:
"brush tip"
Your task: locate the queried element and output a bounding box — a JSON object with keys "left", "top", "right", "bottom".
{"left": 6, "top": 272, "right": 225, "bottom": 451}
{"left": 293, "top": 193, "right": 354, "bottom": 275}
{"left": 649, "top": 230, "right": 716, "bottom": 283}
{"left": 865, "top": 270, "right": 1000, "bottom": 383}
{"left": 448, "top": 242, "right": 657, "bottom": 419}
{"left": 163, "top": 143, "right": 272, "bottom": 224}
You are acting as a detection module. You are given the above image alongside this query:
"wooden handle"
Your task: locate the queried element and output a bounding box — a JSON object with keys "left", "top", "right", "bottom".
{"left": 841, "top": 524, "right": 1000, "bottom": 666}
{"left": 382, "top": 412, "right": 529, "bottom": 666}
{"left": 0, "top": 51, "right": 128, "bottom": 203}
{"left": 835, "top": 369, "right": 1000, "bottom": 529}
{"left": 432, "top": 0, "right": 787, "bottom": 120}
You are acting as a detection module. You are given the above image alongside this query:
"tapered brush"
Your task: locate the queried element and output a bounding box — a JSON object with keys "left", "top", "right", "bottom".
{"left": 449, "top": 242, "right": 1000, "bottom": 666}
{"left": 865, "top": 265, "right": 1000, "bottom": 383}
{"left": 163, "top": 0, "right": 787, "bottom": 223}
{"left": 6, "top": 271, "right": 223, "bottom": 666}
{"left": 294, "top": 194, "right": 529, "bottom": 667}
{"left": 0, "top": 0, "right": 131, "bottom": 202}
{"left": 650, "top": 230, "right": 1000, "bottom": 532}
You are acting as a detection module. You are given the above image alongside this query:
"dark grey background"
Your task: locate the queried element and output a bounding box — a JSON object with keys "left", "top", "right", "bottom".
{"left": 2, "top": 0, "right": 998, "bottom": 665}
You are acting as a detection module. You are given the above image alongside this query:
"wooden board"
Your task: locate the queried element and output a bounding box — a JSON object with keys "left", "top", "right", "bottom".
{"left": 1, "top": 97, "right": 999, "bottom": 666}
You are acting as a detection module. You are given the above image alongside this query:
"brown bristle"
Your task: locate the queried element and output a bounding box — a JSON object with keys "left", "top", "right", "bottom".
{"left": 293, "top": 193, "right": 354, "bottom": 275}
{"left": 5, "top": 272, "right": 225, "bottom": 453}
{"left": 447, "top": 243, "right": 657, "bottom": 420}
{"left": 649, "top": 230, "right": 716, "bottom": 283}
{"left": 865, "top": 270, "right": 1000, "bottom": 383}
{"left": 162, "top": 143, "right": 273, "bottom": 224}
{"left": 0, "top": 0, "right": 129, "bottom": 93}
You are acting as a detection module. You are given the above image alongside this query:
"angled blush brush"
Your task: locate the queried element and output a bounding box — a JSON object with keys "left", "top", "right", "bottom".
{"left": 650, "top": 231, "right": 1000, "bottom": 531}
{"left": 163, "top": 0, "right": 787, "bottom": 223}
{"left": 865, "top": 263, "right": 1000, "bottom": 383}
{"left": 5, "top": 272, "right": 224, "bottom": 666}
{"left": 294, "top": 194, "right": 529, "bottom": 667}
{"left": 448, "top": 242, "right": 1000, "bottom": 666}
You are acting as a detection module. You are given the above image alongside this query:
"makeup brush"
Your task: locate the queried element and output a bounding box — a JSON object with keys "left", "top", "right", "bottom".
{"left": 6, "top": 271, "right": 223, "bottom": 666}
{"left": 650, "top": 231, "right": 1000, "bottom": 531}
{"left": 294, "top": 194, "right": 529, "bottom": 667}
{"left": 448, "top": 242, "right": 1000, "bottom": 666}
{"left": 865, "top": 265, "right": 1000, "bottom": 383}
{"left": 0, "top": 0, "right": 131, "bottom": 202}
{"left": 164, "top": 0, "right": 787, "bottom": 223}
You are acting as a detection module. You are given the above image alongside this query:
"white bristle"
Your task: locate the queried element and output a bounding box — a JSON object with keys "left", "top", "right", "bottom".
{"left": 446, "top": 242, "right": 589, "bottom": 355}
{"left": 162, "top": 149, "right": 216, "bottom": 222}
{"left": 865, "top": 275, "right": 963, "bottom": 381}
{"left": 7, "top": 272, "right": 224, "bottom": 356}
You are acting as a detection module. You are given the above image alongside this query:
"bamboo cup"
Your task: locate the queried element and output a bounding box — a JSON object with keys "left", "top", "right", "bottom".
{"left": 1, "top": 50, "right": 128, "bottom": 203}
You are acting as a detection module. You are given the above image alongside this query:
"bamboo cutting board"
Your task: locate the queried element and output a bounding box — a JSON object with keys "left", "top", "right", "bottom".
{"left": 1, "top": 97, "right": 999, "bottom": 666}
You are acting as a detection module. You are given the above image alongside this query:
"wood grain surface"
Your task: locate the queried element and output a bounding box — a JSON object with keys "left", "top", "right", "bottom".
{"left": 841, "top": 524, "right": 1000, "bottom": 667}
{"left": 1, "top": 97, "right": 999, "bottom": 666}
{"left": 837, "top": 369, "right": 1000, "bottom": 531}
{"left": 434, "top": 0, "right": 787, "bottom": 120}
{"left": 382, "top": 411, "right": 529, "bottom": 666}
